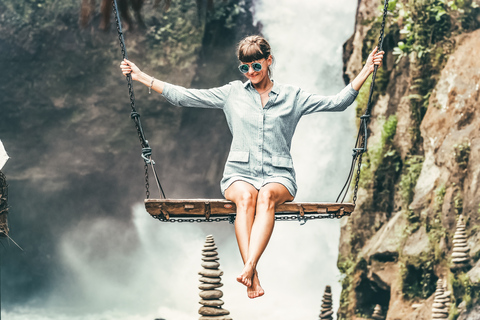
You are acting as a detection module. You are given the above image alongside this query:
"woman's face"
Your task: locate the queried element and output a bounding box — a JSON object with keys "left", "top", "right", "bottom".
{"left": 241, "top": 55, "right": 272, "bottom": 84}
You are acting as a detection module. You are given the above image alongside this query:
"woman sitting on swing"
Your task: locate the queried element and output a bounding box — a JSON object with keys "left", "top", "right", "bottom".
{"left": 120, "top": 35, "right": 383, "bottom": 299}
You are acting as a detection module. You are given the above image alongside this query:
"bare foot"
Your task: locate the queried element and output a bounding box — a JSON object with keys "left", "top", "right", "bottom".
{"left": 236, "top": 262, "right": 255, "bottom": 287}
{"left": 247, "top": 272, "right": 265, "bottom": 299}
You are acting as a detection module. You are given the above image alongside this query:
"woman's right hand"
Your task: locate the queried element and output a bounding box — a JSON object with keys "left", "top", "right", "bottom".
{"left": 120, "top": 59, "right": 142, "bottom": 81}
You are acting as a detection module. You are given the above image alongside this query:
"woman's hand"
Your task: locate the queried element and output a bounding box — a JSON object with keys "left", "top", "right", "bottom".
{"left": 364, "top": 47, "right": 384, "bottom": 74}
{"left": 351, "top": 47, "right": 385, "bottom": 91}
{"left": 120, "top": 59, "right": 142, "bottom": 81}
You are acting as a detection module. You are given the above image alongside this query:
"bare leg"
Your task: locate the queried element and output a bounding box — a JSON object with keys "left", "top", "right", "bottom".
{"left": 237, "top": 183, "right": 293, "bottom": 298}
{"left": 224, "top": 181, "right": 258, "bottom": 283}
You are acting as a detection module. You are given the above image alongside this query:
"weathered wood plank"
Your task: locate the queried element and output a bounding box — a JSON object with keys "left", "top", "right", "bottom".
{"left": 144, "top": 199, "right": 355, "bottom": 219}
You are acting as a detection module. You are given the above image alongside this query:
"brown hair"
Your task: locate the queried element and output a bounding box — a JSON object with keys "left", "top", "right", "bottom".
{"left": 237, "top": 35, "right": 274, "bottom": 77}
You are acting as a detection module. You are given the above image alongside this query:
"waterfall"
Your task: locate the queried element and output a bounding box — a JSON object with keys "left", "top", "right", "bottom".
{"left": 2, "top": 0, "right": 357, "bottom": 318}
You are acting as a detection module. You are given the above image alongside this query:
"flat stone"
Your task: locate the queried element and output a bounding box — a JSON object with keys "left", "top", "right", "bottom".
{"left": 202, "top": 261, "right": 220, "bottom": 269}
{"left": 199, "top": 290, "right": 223, "bottom": 300}
{"left": 202, "top": 256, "right": 219, "bottom": 261}
{"left": 453, "top": 257, "right": 470, "bottom": 263}
{"left": 202, "top": 251, "right": 218, "bottom": 257}
{"left": 198, "top": 306, "right": 230, "bottom": 316}
{"left": 323, "top": 292, "right": 332, "bottom": 298}
{"left": 452, "top": 252, "right": 469, "bottom": 258}
{"left": 204, "top": 243, "right": 216, "bottom": 247}
{"left": 202, "top": 246, "right": 218, "bottom": 251}
{"left": 433, "top": 303, "right": 445, "bottom": 308}
{"left": 199, "top": 269, "right": 223, "bottom": 278}
{"left": 321, "top": 303, "right": 332, "bottom": 308}
{"left": 199, "top": 299, "right": 224, "bottom": 307}
{"left": 199, "top": 283, "right": 223, "bottom": 290}
{"left": 432, "top": 308, "right": 448, "bottom": 313}
{"left": 453, "top": 246, "right": 470, "bottom": 252}
{"left": 320, "top": 310, "right": 334, "bottom": 318}
{"left": 199, "top": 276, "right": 221, "bottom": 284}
{"left": 453, "top": 239, "right": 467, "bottom": 244}
{"left": 199, "top": 316, "right": 232, "bottom": 320}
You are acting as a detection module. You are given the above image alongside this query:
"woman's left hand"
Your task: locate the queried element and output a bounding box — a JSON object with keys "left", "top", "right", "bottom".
{"left": 364, "top": 47, "right": 385, "bottom": 74}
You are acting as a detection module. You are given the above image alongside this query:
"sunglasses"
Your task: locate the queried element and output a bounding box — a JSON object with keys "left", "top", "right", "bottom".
{"left": 238, "top": 60, "right": 264, "bottom": 74}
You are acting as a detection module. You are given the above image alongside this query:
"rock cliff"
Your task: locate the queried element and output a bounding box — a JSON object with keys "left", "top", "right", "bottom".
{"left": 338, "top": 0, "right": 480, "bottom": 319}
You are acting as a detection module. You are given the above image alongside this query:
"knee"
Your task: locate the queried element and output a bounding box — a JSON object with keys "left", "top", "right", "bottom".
{"left": 257, "top": 189, "right": 276, "bottom": 208}
{"left": 236, "top": 190, "right": 256, "bottom": 209}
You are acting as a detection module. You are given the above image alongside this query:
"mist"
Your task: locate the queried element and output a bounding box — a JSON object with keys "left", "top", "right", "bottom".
{"left": 1, "top": 0, "right": 358, "bottom": 318}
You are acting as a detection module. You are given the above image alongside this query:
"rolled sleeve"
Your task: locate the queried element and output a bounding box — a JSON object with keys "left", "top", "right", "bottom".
{"left": 161, "top": 82, "right": 231, "bottom": 109}
{"left": 298, "top": 83, "right": 359, "bottom": 115}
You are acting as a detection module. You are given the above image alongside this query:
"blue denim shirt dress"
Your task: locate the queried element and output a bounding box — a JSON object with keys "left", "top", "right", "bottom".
{"left": 161, "top": 80, "right": 358, "bottom": 198}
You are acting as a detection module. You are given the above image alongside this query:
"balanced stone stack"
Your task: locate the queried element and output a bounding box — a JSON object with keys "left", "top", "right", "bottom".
{"left": 372, "top": 304, "right": 384, "bottom": 320}
{"left": 431, "top": 279, "right": 451, "bottom": 320}
{"left": 319, "top": 285, "right": 333, "bottom": 320}
{"left": 198, "top": 235, "right": 232, "bottom": 320}
{"left": 451, "top": 215, "right": 471, "bottom": 272}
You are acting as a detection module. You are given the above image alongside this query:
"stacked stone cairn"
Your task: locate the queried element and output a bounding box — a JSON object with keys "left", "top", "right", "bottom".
{"left": 372, "top": 304, "right": 384, "bottom": 320}
{"left": 319, "top": 285, "right": 333, "bottom": 320}
{"left": 451, "top": 215, "right": 471, "bottom": 272}
{"left": 431, "top": 279, "right": 451, "bottom": 320}
{"left": 198, "top": 235, "right": 232, "bottom": 320}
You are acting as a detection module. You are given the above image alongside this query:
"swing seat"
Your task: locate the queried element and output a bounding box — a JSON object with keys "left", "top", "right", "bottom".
{"left": 145, "top": 199, "right": 354, "bottom": 221}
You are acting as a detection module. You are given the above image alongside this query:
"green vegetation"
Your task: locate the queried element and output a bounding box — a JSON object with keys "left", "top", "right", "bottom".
{"left": 400, "top": 251, "right": 439, "bottom": 299}
{"left": 454, "top": 190, "right": 463, "bottom": 215}
{"left": 399, "top": 155, "right": 424, "bottom": 206}
{"left": 146, "top": 1, "right": 204, "bottom": 71}
{"left": 453, "top": 141, "right": 471, "bottom": 171}
{"left": 338, "top": 255, "right": 369, "bottom": 320}
{"left": 451, "top": 272, "right": 480, "bottom": 311}
{"left": 338, "top": 256, "right": 356, "bottom": 315}
{"left": 358, "top": 115, "right": 401, "bottom": 212}
{"left": 435, "top": 184, "right": 447, "bottom": 212}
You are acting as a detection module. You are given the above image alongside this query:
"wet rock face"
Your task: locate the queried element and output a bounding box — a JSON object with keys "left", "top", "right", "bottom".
{"left": 198, "top": 235, "right": 232, "bottom": 320}
{"left": 413, "top": 30, "right": 480, "bottom": 215}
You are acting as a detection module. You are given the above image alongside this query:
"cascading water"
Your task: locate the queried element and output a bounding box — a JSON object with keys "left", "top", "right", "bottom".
{"left": 3, "top": 0, "right": 357, "bottom": 318}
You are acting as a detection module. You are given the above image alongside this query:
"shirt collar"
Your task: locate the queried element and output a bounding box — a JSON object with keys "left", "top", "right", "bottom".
{"left": 243, "top": 79, "right": 279, "bottom": 94}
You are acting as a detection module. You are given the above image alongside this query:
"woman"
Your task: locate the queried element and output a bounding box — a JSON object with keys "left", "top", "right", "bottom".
{"left": 120, "top": 35, "right": 384, "bottom": 299}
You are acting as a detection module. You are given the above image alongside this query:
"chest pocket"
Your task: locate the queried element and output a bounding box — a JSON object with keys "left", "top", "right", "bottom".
{"left": 272, "top": 155, "right": 293, "bottom": 168}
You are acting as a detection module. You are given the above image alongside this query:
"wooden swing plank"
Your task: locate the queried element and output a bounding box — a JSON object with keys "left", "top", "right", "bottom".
{"left": 145, "top": 199, "right": 354, "bottom": 219}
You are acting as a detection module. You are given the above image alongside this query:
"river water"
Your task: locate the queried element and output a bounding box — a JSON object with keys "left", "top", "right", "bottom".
{"left": 3, "top": 0, "right": 357, "bottom": 318}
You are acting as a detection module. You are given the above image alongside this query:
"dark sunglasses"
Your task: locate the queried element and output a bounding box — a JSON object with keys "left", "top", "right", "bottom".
{"left": 238, "top": 60, "right": 264, "bottom": 74}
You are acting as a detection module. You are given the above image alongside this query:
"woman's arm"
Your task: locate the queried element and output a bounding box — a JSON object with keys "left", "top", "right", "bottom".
{"left": 297, "top": 47, "right": 384, "bottom": 115}
{"left": 120, "top": 59, "right": 165, "bottom": 94}
{"left": 120, "top": 59, "right": 230, "bottom": 109}
{"left": 351, "top": 47, "right": 384, "bottom": 91}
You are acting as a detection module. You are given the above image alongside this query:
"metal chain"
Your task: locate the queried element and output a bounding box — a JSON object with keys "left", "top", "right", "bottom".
{"left": 151, "top": 211, "right": 351, "bottom": 224}
{"left": 338, "top": 0, "right": 389, "bottom": 205}
{"left": 112, "top": 0, "right": 166, "bottom": 199}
